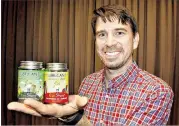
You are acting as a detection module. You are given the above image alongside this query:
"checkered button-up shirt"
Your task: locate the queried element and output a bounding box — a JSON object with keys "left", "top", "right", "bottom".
{"left": 78, "top": 62, "right": 174, "bottom": 125}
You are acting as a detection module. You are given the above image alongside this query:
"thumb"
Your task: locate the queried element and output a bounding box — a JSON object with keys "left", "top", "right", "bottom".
{"left": 69, "top": 95, "right": 88, "bottom": 109}
{"left": 76, "top": 95, "right": 88, "bottom": 108}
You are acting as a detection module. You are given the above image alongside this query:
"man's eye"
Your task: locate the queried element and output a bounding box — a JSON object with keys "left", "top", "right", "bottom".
{"left": 97, "top": 33, "right": 106, "bottom": 38}
{"left": 115, "top": 31, "right": 124, "bottom": 36}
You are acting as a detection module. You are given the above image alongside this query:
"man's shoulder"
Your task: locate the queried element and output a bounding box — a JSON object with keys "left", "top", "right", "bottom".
{"left": 133, "top": 69, "right": 174, "bottom": 102}
{"left": 79, "top": 69, "right": 103, "bottom": 88}
{"left": 138, "top": 69, "right": 173, "bottom": 93}
{"left": 78, "top": 69, "right": 103, "bottom": 96}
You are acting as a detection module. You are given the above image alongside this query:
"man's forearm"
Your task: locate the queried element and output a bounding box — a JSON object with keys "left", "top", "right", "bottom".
{"left": 77, "top": 115, "right": 91, "bottom": 126}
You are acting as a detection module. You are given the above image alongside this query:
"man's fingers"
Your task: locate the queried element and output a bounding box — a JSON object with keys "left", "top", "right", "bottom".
{"left": 7, "top": 102, "right": 42, "bottom": 117}
{"left": 7, "top": 95, "right": 88, "bottom": 118}
{"left": 24, "top": 99, "right": 62, "bottom": 116}
{"left": 24, "top": 99, "right": 45, "bottom": 111}
{"left": 24, "top": 99, "right": 76, "bottom": 118}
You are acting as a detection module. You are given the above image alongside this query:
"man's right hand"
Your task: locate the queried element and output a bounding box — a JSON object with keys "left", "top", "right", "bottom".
{"left": 7, "top": 95, "right": 88, "bottom": 118}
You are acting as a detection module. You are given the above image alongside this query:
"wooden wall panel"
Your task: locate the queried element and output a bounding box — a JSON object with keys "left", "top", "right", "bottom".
{"left": 14, "top": 1, "right": 32, "bottom": 125}
{"left": 138, "top": 0, "right": 145, "bottom": 69}
{"left": 146, "top": 0, "right": 156, "bottom": 74}
{"left": 171, "top": 0, "right": 179, "bottom": 124}
{"left": 26, "top": 1, "right": 34, "bottom": 60}
{"left": 68, "top": 0, "right": 75, "bottom": 94}
{"left": 1, "top": 1, "right": 8, "bottom": 124}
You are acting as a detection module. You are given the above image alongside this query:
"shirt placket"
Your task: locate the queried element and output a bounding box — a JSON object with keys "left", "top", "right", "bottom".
{"left": 97, "top": 80, "right": 112, "bottom": 126}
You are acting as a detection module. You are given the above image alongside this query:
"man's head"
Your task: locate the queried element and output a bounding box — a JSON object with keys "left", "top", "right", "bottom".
{"left": 91, "top": 4, "right": 138, "bottom": 36}
{"left": 92, "top": 5, "right": 139, "bottom": 70}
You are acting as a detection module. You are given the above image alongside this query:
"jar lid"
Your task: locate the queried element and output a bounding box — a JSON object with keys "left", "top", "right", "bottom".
{"left": 46, "top": 63, "right": 67, "bottom": 70}
{"left": 19, "top": 61, "right": 43, "bottom": 69}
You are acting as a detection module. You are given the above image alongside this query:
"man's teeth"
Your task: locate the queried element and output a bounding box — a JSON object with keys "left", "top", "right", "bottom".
{"left": 106, "top": 52, "right": 119, "bottom": 56}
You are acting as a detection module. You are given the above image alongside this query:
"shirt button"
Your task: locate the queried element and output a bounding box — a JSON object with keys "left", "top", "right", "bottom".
{"left": 105, "top": 95, "right": 109, "bottom": 98}
{"left": 100, "top": 120, "right": 103, "bottom": 123}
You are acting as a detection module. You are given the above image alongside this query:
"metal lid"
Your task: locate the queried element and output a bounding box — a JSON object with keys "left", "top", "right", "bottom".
{"left": 46, "top": 63, "right": 67, "bottom": 70}
{"left": 19, "top": 61, "right": 43, "bottom": 69}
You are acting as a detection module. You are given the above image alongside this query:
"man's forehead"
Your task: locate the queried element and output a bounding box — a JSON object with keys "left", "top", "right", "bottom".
{"left": 96, "top": 17, "right": 130, "bottom": 31}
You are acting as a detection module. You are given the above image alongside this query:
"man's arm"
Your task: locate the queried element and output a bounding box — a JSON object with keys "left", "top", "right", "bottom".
{"left": 125, "top": 85, "right": 174, "bottom": 125}
{"left": 7, "top": 95, "right": 91, "bottom": 125}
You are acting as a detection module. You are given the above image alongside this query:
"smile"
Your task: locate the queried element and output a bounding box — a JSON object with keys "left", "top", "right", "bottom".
{"left": 105, "top": 52, "right": 120, "bottom": 56}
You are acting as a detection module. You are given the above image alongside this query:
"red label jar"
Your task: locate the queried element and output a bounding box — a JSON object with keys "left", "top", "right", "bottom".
{"left": 44, "top": 63, "right": 69, "bottom": 104}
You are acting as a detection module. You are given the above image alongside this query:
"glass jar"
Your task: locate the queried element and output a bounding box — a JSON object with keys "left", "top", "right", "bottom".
{"left": 44, "top": 63, "right": 69, "bottom": 104}
{"left": 18, "top": 61, "right": 45, "bottom": 102}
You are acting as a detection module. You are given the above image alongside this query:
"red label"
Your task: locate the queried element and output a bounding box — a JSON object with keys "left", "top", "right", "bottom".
{"left": 44, "top": 92, "right": 68, "bottom": 104}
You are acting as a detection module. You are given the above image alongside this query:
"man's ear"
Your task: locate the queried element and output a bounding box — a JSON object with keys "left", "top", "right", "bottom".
{"left": 133, "top": 32, "right": 139, "bottom": 50}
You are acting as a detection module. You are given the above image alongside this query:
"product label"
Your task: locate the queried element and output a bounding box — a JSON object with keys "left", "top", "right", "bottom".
{"left": 44, "top": 71, "right": 69, "bottom": 104}
{"left": 18, "top": 70, "right": 44, "bottom": 101}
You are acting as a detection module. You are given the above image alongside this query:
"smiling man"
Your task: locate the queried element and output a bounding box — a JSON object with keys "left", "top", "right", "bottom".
{"left": 78, "top": 4, "right": 173, "bottom": 125}
{"left": 8, "top": 4, "right": 173, "bottom": 126}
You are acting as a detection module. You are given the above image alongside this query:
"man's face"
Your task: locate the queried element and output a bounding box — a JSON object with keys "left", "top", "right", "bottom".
{"left": 95, "top": 17, "right": 139, "bottom": 69}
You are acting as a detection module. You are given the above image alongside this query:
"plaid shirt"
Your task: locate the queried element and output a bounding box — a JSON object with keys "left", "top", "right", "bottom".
{"left": 78, "top": 62, "right": 174, "bottom": 125}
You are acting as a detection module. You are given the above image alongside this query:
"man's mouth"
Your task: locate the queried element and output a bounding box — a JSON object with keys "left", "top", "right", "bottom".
{"left": 105, "top": 52, "right": 120, "bottom": 56}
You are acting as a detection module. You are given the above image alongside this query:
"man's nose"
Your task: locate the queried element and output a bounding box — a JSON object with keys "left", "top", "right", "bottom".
{"left": 105, "top": 34, "right": 117, "bottom": 47}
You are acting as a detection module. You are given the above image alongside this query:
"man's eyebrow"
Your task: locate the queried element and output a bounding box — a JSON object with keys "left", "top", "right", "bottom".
{"left": 96, "top": 28, "right": 127, "bottom": 35}
{"left": 114, "top": 28, "right": 127, "bottom": 32}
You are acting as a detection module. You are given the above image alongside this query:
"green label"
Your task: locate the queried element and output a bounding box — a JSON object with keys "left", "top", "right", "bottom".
{"left": 18, "top": 70, "right": 44, "bottom": 101}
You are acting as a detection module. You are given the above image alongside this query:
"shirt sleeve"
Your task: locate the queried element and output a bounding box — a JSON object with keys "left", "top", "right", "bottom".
{"left": 125, "top": 84, "right": 174, "bottom": 125}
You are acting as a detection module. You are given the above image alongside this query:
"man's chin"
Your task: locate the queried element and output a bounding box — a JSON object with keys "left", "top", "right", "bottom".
{"left": 105, "top": 63, "right": 123, "bottom": 70}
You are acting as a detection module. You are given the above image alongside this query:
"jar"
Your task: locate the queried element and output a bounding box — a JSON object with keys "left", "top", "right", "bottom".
{"left": 18, "top": 61, "right": 45, "bottom": 102}
{"left": 44, "top": 63, "right": 69, "bottom": 104}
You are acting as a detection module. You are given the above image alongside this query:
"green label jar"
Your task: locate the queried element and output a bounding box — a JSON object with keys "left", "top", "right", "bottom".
{"left": 18, "top": 61, "right": 44, "bottom": 102}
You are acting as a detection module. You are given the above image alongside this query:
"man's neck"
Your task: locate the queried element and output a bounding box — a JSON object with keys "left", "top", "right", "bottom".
{"left": 105, "top": 59, "right": 133, "bottom": 82}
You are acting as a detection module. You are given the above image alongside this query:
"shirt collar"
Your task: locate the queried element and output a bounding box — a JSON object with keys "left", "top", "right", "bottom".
{"left": 101, "top": 61, "right": 140, "bottom": 89}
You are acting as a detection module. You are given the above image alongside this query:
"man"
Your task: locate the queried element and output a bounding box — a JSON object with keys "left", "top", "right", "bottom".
{"left": 8, "top": 4, "right": 173, "bottom": 125}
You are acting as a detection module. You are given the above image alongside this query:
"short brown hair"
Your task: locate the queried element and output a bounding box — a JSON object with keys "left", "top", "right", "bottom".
{"left": 91, "top": 4, "right": 138, "bottom": 36}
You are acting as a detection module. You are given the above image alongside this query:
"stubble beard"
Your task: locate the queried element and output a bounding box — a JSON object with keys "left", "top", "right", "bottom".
{"left": 102, "top": 51, "right": 133, "bottom": 70}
